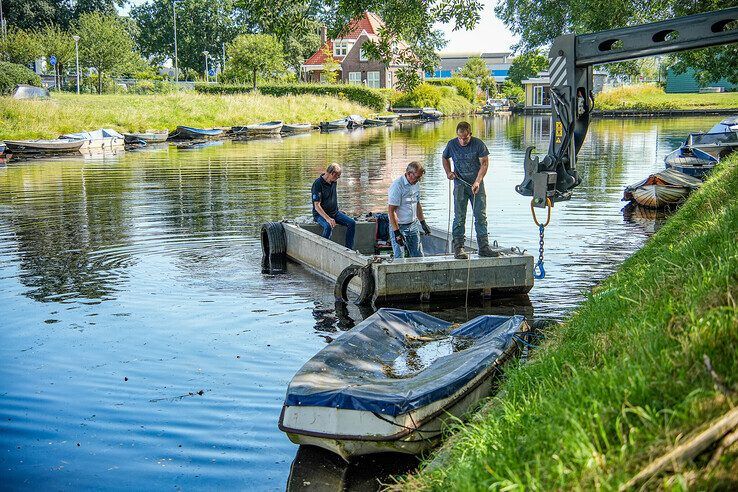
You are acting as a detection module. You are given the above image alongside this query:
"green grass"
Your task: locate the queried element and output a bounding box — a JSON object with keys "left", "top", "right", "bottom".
{"left": 399, "top": 154, "right": 738, "bottom": 490}
{"left": 596, "top": 84, "right": 738, "bottom": 111}
{"left": 0, "top": 91, "right": 376, "bottom": 140}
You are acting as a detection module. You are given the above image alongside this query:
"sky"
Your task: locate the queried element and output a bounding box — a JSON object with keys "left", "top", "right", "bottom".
{"left": 435, "top": 1, "right": 519, "bottom": 54}
{"left": 124, "top": 0, "right": 519, "bottom": 54}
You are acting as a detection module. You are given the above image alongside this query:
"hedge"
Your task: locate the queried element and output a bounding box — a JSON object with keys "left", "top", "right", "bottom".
{"left": 426, "top": 77, "right": 475, "bottom": 102}
{"left": 0, "top": 61, "right": 42, "bottom": 96}
{"left": 195, "top": 83, "right": 387, "bottom": 111}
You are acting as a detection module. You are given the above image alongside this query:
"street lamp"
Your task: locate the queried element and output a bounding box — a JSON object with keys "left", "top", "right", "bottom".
{"left": 73, "top": 35, "right": 80, "bottom": 95}
{"left": 172, "top": 0, "right": 179, "bottom": 83}
{"left": 203, "top": 50, "right": 209, "bottom": 82}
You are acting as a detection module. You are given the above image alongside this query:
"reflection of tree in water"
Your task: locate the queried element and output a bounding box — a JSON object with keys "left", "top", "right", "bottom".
{"left": 7, "top": 167, "right": 134, "bottom": 303}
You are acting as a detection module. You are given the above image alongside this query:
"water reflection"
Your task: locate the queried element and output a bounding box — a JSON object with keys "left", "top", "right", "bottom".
{"left": 0, "top": 115, "right": 719, "bottom": 489}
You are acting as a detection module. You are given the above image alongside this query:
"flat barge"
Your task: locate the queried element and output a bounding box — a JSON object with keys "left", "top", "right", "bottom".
{"left": 261, "top": 219, "right": 534, "bottom": 304}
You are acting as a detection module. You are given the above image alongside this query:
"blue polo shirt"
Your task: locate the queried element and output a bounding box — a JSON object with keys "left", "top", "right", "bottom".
{"left": 442, "top": 136, "right": 489, "bottom": 184}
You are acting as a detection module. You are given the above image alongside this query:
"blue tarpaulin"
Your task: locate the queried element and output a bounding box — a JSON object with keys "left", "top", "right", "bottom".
{"left": 284, "top": 308, "right": 524, "bottom": 416}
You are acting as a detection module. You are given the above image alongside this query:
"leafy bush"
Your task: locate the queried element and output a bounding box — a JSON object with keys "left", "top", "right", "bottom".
{"left": 393, "top": 83, "right": 442, "bottom": 108}
{"left": 426, "top": 77, "right": 476, "bottom": 102}
{"left": 0, "top": 61, "right": 42, "bottom": 95}
{"left": 501, "top": 80, "right": 524, "bottom": 103}
{"left": 392, "top": 83, "right": 474, "bottom": 115}
{"left": 129, "top": 80, "right": 178, "bottom": 95}
{"left": 195, "top": 83, "right": 387, "bottom": 111}
{"left": 80, "top": 74, "right": 126, "bottom": 94}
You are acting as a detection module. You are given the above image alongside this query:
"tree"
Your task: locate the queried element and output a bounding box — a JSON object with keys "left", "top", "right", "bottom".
{"left": 76, "top": 12, "right": 136, "bottom": 93}
{"left": 495, "top": 0, "right": 738, "bottom": 85}
{"left": 37, "top": 24, "right": 76, "bottom": 90}
{"left": 0, "top": 0, "right": 124, "bottom": 30}
{"left": 459, "top": 56, "right": 488, "bottom": 83}
{"left": 226, "top": 34, "right": 286, "bottom": 89}
{"left": 131, "top": 0, "right": 239, "bottom": 77}
{"left": 0, "top": 28, "right": 43, "bottom": 66}
{"left": 320, "top": 45, "right": 340, "bottom": 84}
{"left": 507, "top": 50, "right": 547, "bottom": 86}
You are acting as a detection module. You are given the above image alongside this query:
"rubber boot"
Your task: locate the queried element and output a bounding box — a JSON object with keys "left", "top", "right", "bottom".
{"left": 478, "top": 235, "right": 500, "bottom": 257}
{"left": 452, "top": 238, "right": 469, "bottom": 260}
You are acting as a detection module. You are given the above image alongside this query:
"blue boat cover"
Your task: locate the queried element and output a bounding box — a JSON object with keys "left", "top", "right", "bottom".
{"left": 284, "top": 308, "right": 524, "bottom": 416}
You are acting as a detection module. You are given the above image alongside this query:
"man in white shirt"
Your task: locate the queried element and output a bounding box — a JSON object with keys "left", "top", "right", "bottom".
{"left": 388, "top": 161, "right": 432, "bottom": 258}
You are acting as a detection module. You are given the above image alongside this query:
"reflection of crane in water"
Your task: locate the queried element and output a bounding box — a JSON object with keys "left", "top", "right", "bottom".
{"left": 517, "top": 7, "right": 738, "bottom": 208}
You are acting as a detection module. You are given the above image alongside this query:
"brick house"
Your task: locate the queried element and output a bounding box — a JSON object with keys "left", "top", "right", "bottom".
{"left": 301, "top": 12, "right": 411, "bottom": 89}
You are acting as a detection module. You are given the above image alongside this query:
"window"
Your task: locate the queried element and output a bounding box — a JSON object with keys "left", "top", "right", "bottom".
{"left": 348, "top": 72, "right": 362, "bottom": 85}
{"left": 533, "top": 86, "right": 544, "bottom": 106}
{"left": 367, "top": 71, "right": 380, "bottom": 88}
{"left": 333, "top": 41, "right": 348, "bottom": 57}
{"left": 359, "top": 47, "right": 368, "bottom": 61}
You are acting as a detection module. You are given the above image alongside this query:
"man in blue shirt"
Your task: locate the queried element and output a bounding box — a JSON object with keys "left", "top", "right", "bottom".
{"left": 311, "top": 163, "right": 355, "bottom": 249}
{"left": 442, "top": 121, "right": 498, "bottom": 259}
{"left": 388, "top": 161, "right": 431, "bottom": 258}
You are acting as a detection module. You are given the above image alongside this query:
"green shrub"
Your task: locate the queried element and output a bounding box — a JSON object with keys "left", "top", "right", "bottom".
{"left": 129, "top": 80, "right": 178, "bottom": 95}
{"left": 0, "top": 61, "right": 42, "bottom": 95}
{"left": 393, "top": 83, "right": 442, "bottom": 108}
{"left": 194, "top": 83, "right": 387, "bottom": 111}
{"left": 426, "top": 77, "right": 475, "bottom": 102}
{"left": 501, "top": 80, "right": 524, "bottom": 103}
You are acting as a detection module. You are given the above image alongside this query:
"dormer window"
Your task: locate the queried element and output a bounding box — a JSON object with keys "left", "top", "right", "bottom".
{"left": 334, "top": 41, "right": 349, "bottom": 56}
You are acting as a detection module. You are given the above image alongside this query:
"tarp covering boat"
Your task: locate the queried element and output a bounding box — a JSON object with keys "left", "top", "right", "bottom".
{"left": 284, "top": 308, "right": 524, "bottom": 417}
{"left": 12, "top": 84, "right": 50, "bottom": 99}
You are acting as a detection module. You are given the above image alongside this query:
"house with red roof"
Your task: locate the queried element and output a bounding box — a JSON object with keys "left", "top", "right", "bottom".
{"left": 301, "top": 12, "right": 412, "bottom": 89}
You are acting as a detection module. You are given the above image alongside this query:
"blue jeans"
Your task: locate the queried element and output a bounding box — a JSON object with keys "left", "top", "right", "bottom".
{"left": 389, "top": 220, "right": 423, "bottom": 258}
{"left": 315, "top": 211, "right": 355, "bottom": 249}
{"left": 452, "top": 181, "right": 488, "bottom": 242}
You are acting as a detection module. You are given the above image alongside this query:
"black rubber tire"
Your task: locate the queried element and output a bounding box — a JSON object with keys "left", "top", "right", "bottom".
{"left": 260, "top": 222, "right": 286, "bottom": 256}
{"left": 334, "top": 264, "right": 375, "bottom": 305}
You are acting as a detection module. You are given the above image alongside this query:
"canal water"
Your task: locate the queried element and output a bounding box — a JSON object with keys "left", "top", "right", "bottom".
{"left": 0, "top": 115, "right": 716, "bottom": 489}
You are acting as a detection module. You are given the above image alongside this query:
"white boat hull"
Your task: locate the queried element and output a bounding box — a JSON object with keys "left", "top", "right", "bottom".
{"left": 279, "top": 331, "right": 523, "bottom": 460}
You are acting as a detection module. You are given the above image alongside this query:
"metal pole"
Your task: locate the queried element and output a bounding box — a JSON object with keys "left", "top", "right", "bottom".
{"left": 73, "top": 35, "right": 80, "bottom": 95}
{"left": 0, "top": 0, "right": 6, "bottom": 39}
{"left": 222, "top": 43, "right": 226, "bottom": 74}
{"left": 203, "top": 51, "right": 209, "bottom": 82}
{"left": 173, "top": 0, "right": 178, "bottom": 83}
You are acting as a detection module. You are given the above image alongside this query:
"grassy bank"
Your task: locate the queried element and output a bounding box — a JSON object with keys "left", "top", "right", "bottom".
{"left": 0, "top": 92, "right": 375, "bottom": 140}
{"left": 596, "top": 84, "right": 738, "bottom": 111}
{"left": 401, "top": 154, "right": 738, "bottom": 490}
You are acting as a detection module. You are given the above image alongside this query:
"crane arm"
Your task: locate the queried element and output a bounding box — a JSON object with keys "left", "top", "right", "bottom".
{"left": 516, "top": 7, "right": 738, "bottom": 207}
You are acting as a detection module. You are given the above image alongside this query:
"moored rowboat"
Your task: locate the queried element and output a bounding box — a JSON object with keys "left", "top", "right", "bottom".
{"left": 279, "top": 308, "right": 528, "bottom": 460}
{"left": 171, "top": 126, "right": 224, "bottom": 140}
{"left": 4, "top": 138, "right": 86, "bottom": 154}
{"left": 123, "top": 130, "right": 169, "bottom": 144}
{"left": 282, "top": 123, "right": 313, "bottom": 133}
{"left": 319, "top": 119, "right": 349, "bottom": 131}
{"left": 623, "top": 168, "right": 702, "bottom": 208}
{"left": 244, "top": 121, "right": 284, "bottom": 135}
{"left": 60, "top": 128, "right": 125, "bottom": 151}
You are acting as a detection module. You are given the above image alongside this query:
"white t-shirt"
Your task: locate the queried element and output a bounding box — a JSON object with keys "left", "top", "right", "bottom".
{"left": 388, "top": 175, "right": 420, "bottom": 224}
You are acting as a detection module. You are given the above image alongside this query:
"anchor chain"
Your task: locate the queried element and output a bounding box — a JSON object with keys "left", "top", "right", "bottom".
{"left": 530, "top": 198, "right": 552, "bottom": 279}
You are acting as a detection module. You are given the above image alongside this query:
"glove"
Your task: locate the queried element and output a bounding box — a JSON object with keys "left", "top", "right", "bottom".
{"left": 393, "top": 229, "right": 405, "bottom": 246}
{"left": 420, "top": 220, "right": 431, "bottom": 235}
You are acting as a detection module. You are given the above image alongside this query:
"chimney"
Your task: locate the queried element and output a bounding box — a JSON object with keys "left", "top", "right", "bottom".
{"left": 320, "top": 26, "right": 327, "bottom": 44}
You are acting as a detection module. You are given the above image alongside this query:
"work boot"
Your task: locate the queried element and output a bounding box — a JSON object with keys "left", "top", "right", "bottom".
{"left": 452, "top": 238, "right": 469, "bottom": 260}
{"left": 478, "top": 236, "right": 500, "bottom": 258}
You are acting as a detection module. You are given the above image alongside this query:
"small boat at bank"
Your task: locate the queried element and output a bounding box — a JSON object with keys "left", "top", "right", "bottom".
{"left": 377, "top": 114, "right": 400, "bottom": 123}
{"left": 686, "top": 116, "right": 738, "bottom": 160}
{"left": 319, "top": 119, "right": 349, "bottom": 131}
{"left": 363, "top": 118, "right": 387, "bottom": 127}
{"left": 170, "top": 126, "right": 224, "bottom": 140}
{"left": 282, "top": 123, "right": 313, "bottom": 133}
{"left": 420, "top": 107, "right": 443, "bottom": 120}
{"left": 279, "top": 308, "right": 528, "bottom": 460}
{"left": 623, "top": 168, "right": 702, "bottom": 208}
{"left": 345, "top": 114, "right": 366, "bottom": 129}
{"left": 60, "top": 128, "right": 125, "bottom": 151}
{"left": 123, "top": 130, "right": 169, "bottom": 144}
{"left": 243, "top": 121, "right": 284, "bottom": 136}
{"left": 4, "top": 138, "right": 86, "bottom": 154}
{"left": 664, "top": 147, "right": 718, "bottom": 178}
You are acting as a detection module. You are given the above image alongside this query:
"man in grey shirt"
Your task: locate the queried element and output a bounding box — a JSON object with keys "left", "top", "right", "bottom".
{"left": 388, "top": 161, "right": 432, "bottom": 258}
{"left": 442, "top": 121, "right": 498, "bottom": 259}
